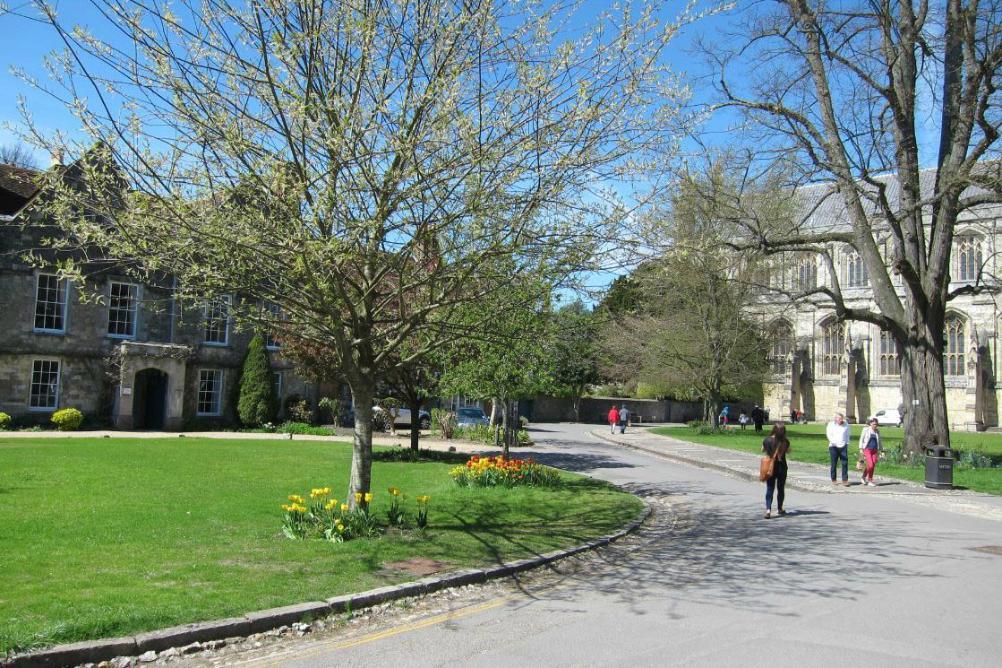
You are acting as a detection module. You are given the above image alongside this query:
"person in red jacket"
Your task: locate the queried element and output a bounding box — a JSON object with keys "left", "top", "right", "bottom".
{"left": 607, "top": 406, "right": 620, "bottom": 434}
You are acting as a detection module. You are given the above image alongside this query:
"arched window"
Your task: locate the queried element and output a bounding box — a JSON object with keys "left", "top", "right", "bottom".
{"left": 769, "top": 322, "right": 793, "bottom": 375}
{"left": 944, "top": 316, "right": 966, "bottom": 376}
{"left": 844, "top": 249, "right": 869, "bottom": 287}
{"left": 957, "top": 236, "right": 983, "bottom": 282}
{"left": 820, "top": 319, "right": 844, "bottom": 376}
{"left": 878, "top": 329, "right": 901, "bottom": 376}
{"left": 796, "top": 255, "right": 817, "bottom": 291}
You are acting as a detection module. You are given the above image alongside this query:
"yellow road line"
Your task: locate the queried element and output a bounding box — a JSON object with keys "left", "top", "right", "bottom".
{"left": 242, "top": 596, "right": 513, "bottom": 667}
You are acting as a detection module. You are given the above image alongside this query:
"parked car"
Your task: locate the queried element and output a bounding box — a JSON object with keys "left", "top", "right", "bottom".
{"left": 869, "top": 408, "right": 902, "bottom": 427}
{"left": 456, "top": 407, "right": 490, "bottom": 427}
{"left": 373, "top": 405, "right": 431, "bottom": 429}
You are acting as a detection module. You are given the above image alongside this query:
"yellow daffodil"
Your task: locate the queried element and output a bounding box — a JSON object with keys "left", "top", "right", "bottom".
{"left": 336, "top": 523, "right": 345, "bottom": 532}
{"left": 354, "top": 492, "right": 362, "bottom": 503}
{"left": 388, "top": 486, "right": 400, "bottom": 496}
{"left": 364, "top": 492, "right": 373, "bottom": 503}
{"left": 341, "top": 503, "right": 349, "bottom": 512}
{"left": 416, "top": 495, "right": 430, "bottom": 504}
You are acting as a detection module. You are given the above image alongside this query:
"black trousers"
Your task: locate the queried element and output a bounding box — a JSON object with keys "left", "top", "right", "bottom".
{"left": 765, "top": 461, "right": 788, "bottom": 510}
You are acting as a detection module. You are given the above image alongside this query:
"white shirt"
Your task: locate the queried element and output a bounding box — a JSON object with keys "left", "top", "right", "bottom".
{"left": 826, "top": 421, "right": 850, "bottom": 448}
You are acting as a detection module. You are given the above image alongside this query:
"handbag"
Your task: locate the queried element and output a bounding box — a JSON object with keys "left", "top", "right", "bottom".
{"left": 759, "top": 455, "right": 775, "bottom": 481}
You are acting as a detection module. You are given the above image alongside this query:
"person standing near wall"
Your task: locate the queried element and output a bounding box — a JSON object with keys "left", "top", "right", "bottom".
{"left": 607, "top": 405, "right": 620, "bottom": 434}
{"left": 618, "top": 405, "right": 631, "bottom": 434}
{"left": 751, "top": 405, "right": 764, "bottom": 432}
{"left": 826, "top": 412, "right": 850, "bottom": 486}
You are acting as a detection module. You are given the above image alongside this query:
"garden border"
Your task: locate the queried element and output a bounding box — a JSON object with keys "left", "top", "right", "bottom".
{"left": 3, "top": 502, "right": 652, "bottom": 668}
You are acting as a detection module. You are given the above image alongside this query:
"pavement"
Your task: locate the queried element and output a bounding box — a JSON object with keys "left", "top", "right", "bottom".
{"left": 594, "top": 425, "right": 1002, "bottom": 523}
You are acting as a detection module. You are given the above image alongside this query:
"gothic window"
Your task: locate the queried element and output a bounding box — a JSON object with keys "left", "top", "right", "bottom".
{"left": 844, "top": 250, "right": 869, "bottom": 288}
{"left": 819, "top": 319, "right": 844, "bottom": 376}
{"left": 878, "top": 329, "right": 901, "bottom": 376}
{"left": 769, "top": 322, "right": 793, "bottom": 375}
{"left": 796, "top": 256, "right": 817, "bottom": 292}
{"left": 957, "top": 236, "right": 983, "bottom": 282}
{"left": 944, "top": 316, "right": 966, "bottom": 376}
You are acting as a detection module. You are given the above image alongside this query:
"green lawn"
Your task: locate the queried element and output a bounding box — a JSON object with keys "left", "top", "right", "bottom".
{"left": 649, "top": 424, "right": 1002, "bottom": 496}
{"left": 0, "top": 438, "right": 642, "bottom": 655}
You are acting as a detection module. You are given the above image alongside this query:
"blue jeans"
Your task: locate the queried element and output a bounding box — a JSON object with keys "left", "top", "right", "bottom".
{"left": 829, "top": 445, "right": 848, "bottom": 481}
{"left": 765, "top": 462, "right": 787, "bottom": 511}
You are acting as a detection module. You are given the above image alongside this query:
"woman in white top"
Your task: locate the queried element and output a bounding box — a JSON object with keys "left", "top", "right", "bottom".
{"left": 858, "top": 418, "right": 883, "bottom": 486}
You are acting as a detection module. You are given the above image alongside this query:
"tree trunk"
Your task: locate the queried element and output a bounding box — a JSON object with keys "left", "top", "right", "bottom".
{"left": 408, "top": 396, "right": 422, "bottom": 453}
{"left": 501, "top": 398, "right": 510, "bottom": 459}
{"left": 572, "top": 395, "right": 581, "bottom": 422}
{"left": 708, "top": 390, "right": 722, "bottom": 430}
{"left": 899, "top": 322, "right": 951, "bottom": 456}
{"left": 348, "top": 378, "right": 375, "bottom": 509}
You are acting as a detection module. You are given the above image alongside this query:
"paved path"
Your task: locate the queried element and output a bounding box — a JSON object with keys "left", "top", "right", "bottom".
{"left": 172, "top": 423, "right": 1002, "bottom": 668}
{"left": 595, "top": 426, "right": 1002, "bottom": 523}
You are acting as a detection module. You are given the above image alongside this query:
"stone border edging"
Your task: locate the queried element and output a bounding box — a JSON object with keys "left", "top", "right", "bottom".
{"left": 3, "top": 503, "right": 651, "bottom": 668}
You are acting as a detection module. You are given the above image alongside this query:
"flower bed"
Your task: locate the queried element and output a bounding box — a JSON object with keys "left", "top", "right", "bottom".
{"left": 450, "top": 455, "right": 560, "bottom": 487}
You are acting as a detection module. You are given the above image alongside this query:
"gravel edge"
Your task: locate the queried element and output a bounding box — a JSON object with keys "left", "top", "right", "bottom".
{"left": 3, "top": 503, "right": 652, "bottom": 668}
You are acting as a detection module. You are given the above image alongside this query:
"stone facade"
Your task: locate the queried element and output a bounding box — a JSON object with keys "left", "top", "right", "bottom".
{"left": 0, "top": 167, "right": 315, "bottom": 430}
{"left": 758, "top": 175, "right": 1000, "bottom": 431}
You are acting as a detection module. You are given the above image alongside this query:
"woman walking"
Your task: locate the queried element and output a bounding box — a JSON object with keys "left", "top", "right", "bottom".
{"left": 762, "top": 423, "right": 790, "bottom": 518}
{"left": 607, "top": 405, "right": 620, "bottom": 434}
{"left": 858, "top": 418, "right": 883, "bottom": 486}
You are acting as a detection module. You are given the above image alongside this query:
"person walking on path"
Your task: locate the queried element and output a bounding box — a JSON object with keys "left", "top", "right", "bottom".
{"left": 719, "top": 405, "right": 730, "bottom": 427}
{"left": 858, "top": 418, "right": 883, "bottom": 486}
{"left": 751, "top": 405, "right": 764, "bottom": 432}
{"left": 762, "top": 423, "right": 790, "bottom": 519}
{"left": 826, "top": 412, "right": 851, "bottom": 486}
{"left": 618, "top": 405, "right": 631, "bottom": 434}
{"left": 607, "top": 406, "right": 620, "bottom": 434}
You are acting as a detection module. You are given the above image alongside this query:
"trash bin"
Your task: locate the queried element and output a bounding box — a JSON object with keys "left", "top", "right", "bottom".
{"left": 925, "top": 446, "right": 954, "bottom": 490}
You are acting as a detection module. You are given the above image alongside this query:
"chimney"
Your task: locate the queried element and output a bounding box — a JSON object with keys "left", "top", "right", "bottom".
{"left": 50, "top": 148, "right": 64, "bottom": 168}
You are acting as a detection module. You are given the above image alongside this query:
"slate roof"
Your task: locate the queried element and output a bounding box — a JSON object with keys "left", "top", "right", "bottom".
{"left": 793, "top": 167, "right": 1002, "bottom": 232}
{"left": 0, "top": 163, "right": 41, "bottom": 216}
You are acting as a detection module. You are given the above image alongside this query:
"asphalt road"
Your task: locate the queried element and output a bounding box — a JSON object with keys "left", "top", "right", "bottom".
{"left": 198, "top": 423, "right": 1002, "bottom": 668}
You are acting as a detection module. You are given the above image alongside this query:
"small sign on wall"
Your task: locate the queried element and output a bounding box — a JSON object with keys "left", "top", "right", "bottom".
{"left": 121, "top": 387, "right": 132, "bottom": 396}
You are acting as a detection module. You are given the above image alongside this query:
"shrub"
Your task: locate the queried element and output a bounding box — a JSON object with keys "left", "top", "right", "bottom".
{"left": 284, "top": 395, "right": 313, "bottom": 423}
{"left": 278, "top": 421, "right": 335, "bottom": 436}
{"left": 371, "top": 409, "right": 392, "bottom": 433}
{"left": 238, "top": 333, "right": 278, "bottom": 427}
{"left": 50, "top": 408, "right": 84, "bottom": 431}
{"left": 0, "top": 412, "right": 10, "bottom": 430}
{"left": 450, "top": 455, "right": 560, "bottom": 487}
{"left": 687, "top": 420, "right": 706, "bottom": 429}
{"left": 432, "top": 408, "right": 457, "bottom": 439}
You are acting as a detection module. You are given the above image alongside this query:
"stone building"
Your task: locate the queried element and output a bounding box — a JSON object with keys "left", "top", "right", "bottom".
{"left": 758, "top": 170, "right": 1000, "bottom": 431}
{"left": 0, "top": 160, "right": 315, "bottom": 429}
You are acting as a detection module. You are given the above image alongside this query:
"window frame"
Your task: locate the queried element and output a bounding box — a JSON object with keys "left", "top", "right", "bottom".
{"left": 264, "top": 302, "right": 282, "bottom": 350}
{"left": 956, "top": 236, "right": 983, "bottom": 283}
{"left": 196, "top": 368, "right": 224, "bottom": 416}
{"left": 33, "top": 273, "right": 69, "bottom": 334}
{"left": 878, "top": 329, "right": 901, "bottom": 377}
{"left": 202, "top": 295, "right": 232, "bottom": 346}
{"left": 769, "top": 322, "right": 793, "bottom": 376}
{"left": 944, "top": 316, "right": 966, "bottom": 377}
{"left": 28, "top": 358, "right": 61, "bottom": 412}
{"left": 107, "top": 281, "right": 141, "bottom": 339}
{"left": 273, "top": 370, "right": 283, "bottom": 403}
{"left": 819, "top": 320, "right": 844, "bottom": 377}
{"left": 843, "top": 250, "right": 869, "bottom": 288}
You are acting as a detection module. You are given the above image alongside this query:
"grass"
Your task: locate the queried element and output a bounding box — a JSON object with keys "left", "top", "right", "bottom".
{"left": 0, "top": 437, "right": 641, "bottom": 655}
{"left": 649, "top": 424, "right": 1002, "bottom": 496}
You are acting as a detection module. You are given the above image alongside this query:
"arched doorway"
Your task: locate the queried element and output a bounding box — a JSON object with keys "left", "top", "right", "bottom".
{"left": 133, "top": 369, "right": 168, "bottom": 429}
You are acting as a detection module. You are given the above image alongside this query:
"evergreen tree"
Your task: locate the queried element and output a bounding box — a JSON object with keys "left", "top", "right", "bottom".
{"left": 238, "top": 333, "right": 278, "bottom": 427}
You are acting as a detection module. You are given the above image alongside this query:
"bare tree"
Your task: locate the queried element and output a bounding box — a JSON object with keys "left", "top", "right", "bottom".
{"left": 18, "top": 0, "right": 691, "bottom": 503}
{"left": 0, "top": 143, "right": 39, "bottom": 168}
{"left": 704, "top": 1, "right": 1002, "bottom": 453}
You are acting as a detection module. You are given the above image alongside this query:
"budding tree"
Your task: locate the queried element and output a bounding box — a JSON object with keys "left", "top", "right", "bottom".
{"left": 19, "top": 0, "right": 690, "bottom": 501}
